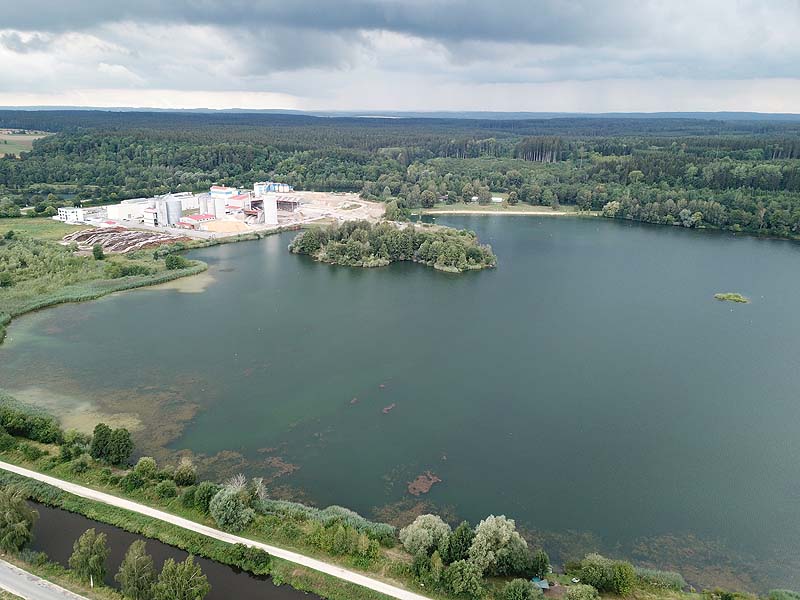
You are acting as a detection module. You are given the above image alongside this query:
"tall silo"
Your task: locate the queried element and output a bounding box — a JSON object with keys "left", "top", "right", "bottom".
{"left": 263, "top": 194, "right": 278, "bottom": 225}
{"left": 155, "top": 200, "right": 169, "bottom": 227}
{"left": 166, "top": 198, "right": 182, "bottom": 225}
{"left": 198, "top": 195, "right": 209, "bottom": 215}
{"left": 214, "top": 197, "right": 227, "bottom": 219}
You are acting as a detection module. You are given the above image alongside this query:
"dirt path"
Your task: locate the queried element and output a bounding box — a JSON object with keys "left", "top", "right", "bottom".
{"left": 0, "top": 461, "right": 431, "bottom": 600}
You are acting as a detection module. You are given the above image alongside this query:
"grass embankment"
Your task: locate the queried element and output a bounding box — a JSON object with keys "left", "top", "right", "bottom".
{"left": 714, "top": 293, "right": 750, "bottom": 304}
{"left": 0, "top": 218, "right": 206, "bottom": 344}
{"left": 0, "top": 468, "right": 393, "bottom": 600}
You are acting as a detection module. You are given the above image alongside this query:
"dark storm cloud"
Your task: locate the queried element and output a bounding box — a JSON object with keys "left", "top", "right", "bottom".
{"left": 1, "top": 0, "right": 639, "bottom": 45}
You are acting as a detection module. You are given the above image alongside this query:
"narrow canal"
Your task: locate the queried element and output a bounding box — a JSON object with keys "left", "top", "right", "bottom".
{"left": 30, "top": 503, "right": 319, "bottom": 599}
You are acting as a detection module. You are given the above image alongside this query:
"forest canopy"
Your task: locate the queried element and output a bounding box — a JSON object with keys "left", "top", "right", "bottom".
{"left": 3, "top": 110, "right": 800, "bottom": 237}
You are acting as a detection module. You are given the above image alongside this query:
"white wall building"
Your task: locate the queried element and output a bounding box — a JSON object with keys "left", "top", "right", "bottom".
{"left": 56, "top": 207, "right": 84, "bottom": 223}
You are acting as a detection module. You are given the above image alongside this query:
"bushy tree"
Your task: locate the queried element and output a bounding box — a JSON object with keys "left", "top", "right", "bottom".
{"left": 209, "top": 487, "right": 254, "bottom": 532}
{"left": 154, "top": 556, "right": 210, "bottom": 600}
{"left": 107, "top": 428, "right": 134, "bottom": 466}
{"left": 440, "top": 521, "right": 474, "bottom": 564}
{"left": 155, "top": 480, "right": 178, "bottom": 499}
{"left": 92, "top": 244, "right": 105, "bottom": 260}
{"left": 579, "top": 554, "right": 636, "bottom": 596}
{"left": 230, "top": 543, "right": 271, "bottom": 576}
{"left": 444, "top": 559, "right": 484, "bottom": 598}
{"left": 399, "top": 514, "right": 451, "bottom": 557}
{"left": 530, "top": 548, "right": 550, "bottom": 578}
{"left": 90, "top": 423, "right": 112, "bottom": 460}
{"left": 173, "top": 460, "right": 197, "bottom": 487}
{"left": 468, "top": 515, "right": 529, "bottom": 576}
{"left": 116, "top": 540, "right": 156, "bottom": 600}
{"left": 69, "top": 528, "right": 108, "bottom": 588}
{"left": 502, "top": 578, "right": 543, "bottom": 600}
{"left": 194, "top": 482, "right": 220, "bottom": 514}
{"left": 165, "top": 255, "right": 190, "bottom": 270}
{"left": 565, "top": 584, "right": 600, "bottom": 600}
{"left": 134, "top": 457, "right": 158, "bottom": 479}
{"left": 0, "top": 486, "right": 37, "bottom": 552}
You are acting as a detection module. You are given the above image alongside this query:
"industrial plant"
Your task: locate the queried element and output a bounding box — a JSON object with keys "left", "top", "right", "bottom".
{"left": 55, "top": 182, "right": 300, "bottom": 233}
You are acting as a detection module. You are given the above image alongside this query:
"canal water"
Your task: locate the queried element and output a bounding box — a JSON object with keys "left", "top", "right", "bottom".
{"left": 30, "top": 503, "right": 318, "bottom": 599}
{"left": 4, "top": 216, "right": 800, "bottom": 590}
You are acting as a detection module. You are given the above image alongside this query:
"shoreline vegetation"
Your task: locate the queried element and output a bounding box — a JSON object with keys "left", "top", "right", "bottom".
{"left": 289, "top": 220, "right": 496, "bottom": 273}
{"left": 714, "top": 292, "right": 750, "bottom": 303}
{"left": 419, "top": 203, "right": 587, "bottom": 216}
{"left": 0, "top": 219, "right": 303, "bottom": 345}
{"left": 0, "top": 393, "right": 791, "bottom": 600}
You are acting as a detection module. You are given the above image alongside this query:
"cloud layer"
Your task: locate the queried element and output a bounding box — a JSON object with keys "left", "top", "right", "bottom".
{"left": 1, "top": 0, "right": 798, "bottom": 111}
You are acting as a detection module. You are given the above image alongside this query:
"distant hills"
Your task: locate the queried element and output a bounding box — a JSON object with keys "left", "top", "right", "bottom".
{"left": 2, "top": 106, "right": 800, "bottom": 122}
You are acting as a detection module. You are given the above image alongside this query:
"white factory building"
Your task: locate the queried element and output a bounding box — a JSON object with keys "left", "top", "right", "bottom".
{"left": 96, "top": 181, "right": 295, "bottom": 230}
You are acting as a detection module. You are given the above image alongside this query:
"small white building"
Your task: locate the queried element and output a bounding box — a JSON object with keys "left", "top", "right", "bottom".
{"left": 56, "top": 207, "right": 85, "bottom": 223}
{"left": 178, "top": 213, "right": 216, "bottom": 229}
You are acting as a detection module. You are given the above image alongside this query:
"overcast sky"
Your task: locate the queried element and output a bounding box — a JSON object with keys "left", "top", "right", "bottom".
{"left": 1, "top": 0, "right": 799, "bottom": 113}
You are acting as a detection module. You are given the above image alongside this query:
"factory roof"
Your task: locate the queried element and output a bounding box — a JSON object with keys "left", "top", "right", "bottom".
{"left": 183, "top": 213, "right": 215, "bottom": 221}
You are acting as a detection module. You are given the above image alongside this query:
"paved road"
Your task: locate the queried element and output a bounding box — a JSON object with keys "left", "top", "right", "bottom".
{"left": 0, "top": 461, "right": 430, "bottom": 600}
{"left": 0, "top": 558, "right": 87, "bottom": 600}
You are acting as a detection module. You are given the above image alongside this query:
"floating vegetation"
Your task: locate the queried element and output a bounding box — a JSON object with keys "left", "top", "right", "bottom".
{"left": 407, "top": 471, "right": 442, "bottom": 496}
{"left": 714, "top": 292, "right": 750, "bottom": 303}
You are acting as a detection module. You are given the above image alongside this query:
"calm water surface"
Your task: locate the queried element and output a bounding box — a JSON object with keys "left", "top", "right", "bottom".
{"left": 3, "top": 217, "right": 800, "bottom": 590}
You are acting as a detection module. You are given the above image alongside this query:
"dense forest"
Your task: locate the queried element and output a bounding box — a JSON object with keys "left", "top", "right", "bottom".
{"left": 3, "top": 110, "right": 800, "bottom": 237}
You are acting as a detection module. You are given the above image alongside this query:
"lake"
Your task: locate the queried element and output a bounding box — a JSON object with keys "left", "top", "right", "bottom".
{"left": 3, "top": 216, "right": 800, "bottom": 591}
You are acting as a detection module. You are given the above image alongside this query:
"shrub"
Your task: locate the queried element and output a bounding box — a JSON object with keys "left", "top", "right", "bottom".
{"left": 155, "top": 479, "right": 178, "bottom": 499}
{"left": 0, "top": 426, "right": 16, "bottom": 452}
{"left": 444, "top": 559, "right": 484, "bottom": 598}
{"left": 209, "top": 487, "right": 254, "bottom": 532}
{"left": 565, "top": 584, "right": 600, "bottom": 600}
{"left": 502, "top": 578, "right": 543, "bottom": 600}
{"left": 635, "top": 566, "right": 687, "bottom": 590}
{"left": 230, "top": 543, "right": 271, "bottom": 576}
{"left": 134, "top": 456, "right": 158, "bottom": 479}
{"left": 579, "top": 554, "right": 637, "bottom": 596}
{"left": 120, "top": 470, "right": 145, "bottom": 492}
{"left": 174, "top": 461, "right": 197, "bottom": 486}
{"left": 769, "top": 591, "right": 800, "bottom": 600}
{"left": 92, "top": 244, "right": 105, "bottom": 260}
{"left": 399, "top": 514, "right": 451, "bottom": 557}
{"left": 165, "top": 254, "right": 190, "bottom": 270}
{"left": 194, "top": 482, "right": 220, "bottom": 514}
{"left": 0, "top": 396, "right": 63, "bottom": 444}
{"left": 180, "top": 486, "right": 197, "bottom": 508}
{"left": 71, "top": 456, "right": 90, "bottom": 474}
{"left": 19, "top": 443, "right": 45, "bottom": 461}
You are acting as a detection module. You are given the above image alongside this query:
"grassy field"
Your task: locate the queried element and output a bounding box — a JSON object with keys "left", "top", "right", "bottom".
{"left": 0, "top": 131, "right": 48, "bottom": 156}
{"left": 0, "top": 218, "right": 85, "bottom": 240}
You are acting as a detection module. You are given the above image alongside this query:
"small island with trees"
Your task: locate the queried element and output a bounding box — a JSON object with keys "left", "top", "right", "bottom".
{"left": 289, "top": 220, "right": 496, "bottom": 273}
{"left": 714, "top": 292, "right": 750, "bottom": 303}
